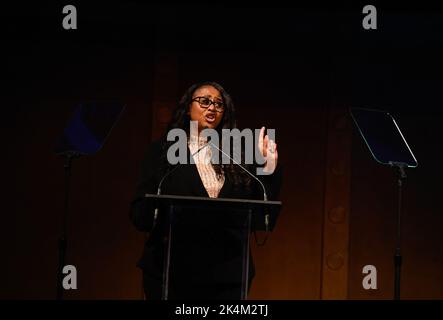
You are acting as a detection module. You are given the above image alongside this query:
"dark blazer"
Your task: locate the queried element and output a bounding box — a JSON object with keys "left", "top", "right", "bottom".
{"left": 130, "top": 139, "right": 283, "bottom": 288}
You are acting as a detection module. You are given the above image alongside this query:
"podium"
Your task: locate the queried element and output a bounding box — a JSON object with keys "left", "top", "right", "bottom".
{"left": 144, "top": 194, "right": 282, "bottom": 300}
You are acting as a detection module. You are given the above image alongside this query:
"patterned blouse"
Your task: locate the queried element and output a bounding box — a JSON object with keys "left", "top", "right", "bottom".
{"left": 188, "top": 134, "right": 225, "bottom": 198}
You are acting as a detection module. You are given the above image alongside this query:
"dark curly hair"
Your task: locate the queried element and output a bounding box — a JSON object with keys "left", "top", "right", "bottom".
{"left": 160, "top": 81, "right": 252, "bottom": 191}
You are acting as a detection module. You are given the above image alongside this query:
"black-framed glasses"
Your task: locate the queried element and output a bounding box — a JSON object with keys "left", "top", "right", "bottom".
{"left": 192, "top": 97, "right": 225, "bottom": 113}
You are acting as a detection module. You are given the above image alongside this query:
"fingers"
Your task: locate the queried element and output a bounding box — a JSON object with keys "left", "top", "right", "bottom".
{"left": 267, "top": 139, "right": 274, "bottom": 152}
{"left": 258, "top": 126, "right": 265, "bottom": 150}
{"left": 263, "top": 135, "right": 269, "bottom": 155}
{"left": 262, "top": 140, "right": 278, "bottom": 174}
{"left": 258, "top": 126, "right": 265, "bottom": 157}
{"left": 268, "top": 140, "right": 278, "bottom": 162}
{"left": 258, "top": 127, "right": 278, "bottom": 168}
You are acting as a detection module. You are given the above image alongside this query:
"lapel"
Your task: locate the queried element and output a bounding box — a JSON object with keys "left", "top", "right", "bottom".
{"left": 217, "top": 172, "right": 230, "bottom": 198}
{"left": 186, "top": 145, "right": 231, "bottom": 198}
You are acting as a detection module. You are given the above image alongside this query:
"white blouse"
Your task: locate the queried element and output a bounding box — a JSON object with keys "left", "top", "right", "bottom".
{"left": 188, "top": 135, "right": 225, "bottom": 198}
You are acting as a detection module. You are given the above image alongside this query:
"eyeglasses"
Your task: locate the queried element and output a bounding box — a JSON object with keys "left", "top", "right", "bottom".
{"left": 192, "top": 97, "right": 225, "bottom": 113}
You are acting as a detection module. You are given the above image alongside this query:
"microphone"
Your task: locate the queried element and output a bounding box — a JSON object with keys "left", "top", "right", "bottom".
{"left": 206, "top": 140, "right": 268, "bottom": 201}
{"left": 152, "top": 142, "right": 210, "bottom": 224}
{"left": 204, "top": 137, "right": 270, "bottom": 231}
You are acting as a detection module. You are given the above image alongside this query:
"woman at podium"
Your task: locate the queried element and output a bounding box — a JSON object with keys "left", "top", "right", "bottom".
{"left": 130, "top": 81, "right": 282, "bottom": 299}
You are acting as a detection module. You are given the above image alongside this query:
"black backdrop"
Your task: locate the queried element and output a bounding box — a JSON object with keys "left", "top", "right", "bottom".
{"left": 2, "top": 3, "right": 443, "bottom": 299}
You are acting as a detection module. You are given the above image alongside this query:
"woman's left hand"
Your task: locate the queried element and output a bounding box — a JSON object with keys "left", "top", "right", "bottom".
{"left": 258, "top": 126, "right": 278, "bottom": 174}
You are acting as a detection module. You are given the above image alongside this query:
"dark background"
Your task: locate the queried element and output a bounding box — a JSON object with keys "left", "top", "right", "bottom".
{"left": 2, "top": 2, "right": 443, "bottom": 299}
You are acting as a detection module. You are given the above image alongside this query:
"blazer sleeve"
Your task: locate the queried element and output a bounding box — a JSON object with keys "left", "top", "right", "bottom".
{"left": 129, "top": 141, "right": 163, "bottom": 232}
{"left": 254, "top": 163, "right": 283, "bottom": 201}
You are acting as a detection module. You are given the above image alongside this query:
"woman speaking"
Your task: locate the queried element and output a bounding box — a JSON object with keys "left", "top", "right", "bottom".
{"left": 130, "top": 81, "right": 282, "bottom": 299}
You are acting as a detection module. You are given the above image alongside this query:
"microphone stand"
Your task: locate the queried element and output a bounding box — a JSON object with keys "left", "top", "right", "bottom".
{"left": 390, "top": 161, "right": 407, "bottom": 300}
{"left": 57, "top": 151, "right": 79, "bottom": 300}
{"left": 206, "top": 140, "right": 271, "bottom": 242}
